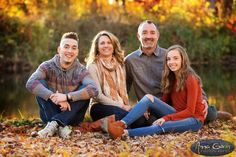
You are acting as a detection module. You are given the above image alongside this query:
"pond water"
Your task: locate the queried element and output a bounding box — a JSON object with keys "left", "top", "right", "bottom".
{"left": 0, "top": 64, "right": 236, "bottom": 119}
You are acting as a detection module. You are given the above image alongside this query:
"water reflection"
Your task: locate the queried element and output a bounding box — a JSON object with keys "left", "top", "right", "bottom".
{"left": 0, "top": 64, "right": 236, "bottom": 118}
{"left": 0, "top": 72, "right": 39, "bottom": 119}
{"left": 195, "top": 65, "right": 236, "bottom": 115}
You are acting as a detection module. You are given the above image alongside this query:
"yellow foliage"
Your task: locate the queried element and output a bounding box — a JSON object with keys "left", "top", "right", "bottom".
{"left": 220, "top": 129, "right": 236, "bottom": 144}
{"left": 208, "top": 96, "right": 217, "bottom": 105}
{"left": 123, "top": 0, "right": 218, "bottom": 28}
{"left": 121, "top": 141, "right": 130, "bottom": 152}
{"left": 1, "top": 0, "right": 225, "bottom": 27}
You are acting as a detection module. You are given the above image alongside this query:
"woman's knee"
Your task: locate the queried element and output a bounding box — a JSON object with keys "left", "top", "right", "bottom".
{"left": 145, "top": 94, "right": 154, "bottom": 102}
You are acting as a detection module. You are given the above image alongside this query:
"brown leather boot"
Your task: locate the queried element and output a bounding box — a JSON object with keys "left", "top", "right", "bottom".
{"left": 78, "top": 115, "right": 115, "bottom": 133}
{"left": 108, "top": 121, "right": 126, "bottom": 139}
{"left": 217, "top": 111, "right": 233, "bottom": 120}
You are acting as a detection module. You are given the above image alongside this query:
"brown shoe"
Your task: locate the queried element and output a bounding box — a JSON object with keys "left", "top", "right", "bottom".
{"left": 77, "top": 115, "right": 115, "bottom": 133}
{"left": 100, "top": 115, "right": 116, "bottom": 132}
{"left": 217, "top": 111, "right": 233, "bottom": 120}
{"left": 108, "top": 121, "right": 126, "bottom": 139}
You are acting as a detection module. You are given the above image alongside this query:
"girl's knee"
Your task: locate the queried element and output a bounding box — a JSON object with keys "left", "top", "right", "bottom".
{"left": 145, "top": 94, "right": 154, "bottom": 102}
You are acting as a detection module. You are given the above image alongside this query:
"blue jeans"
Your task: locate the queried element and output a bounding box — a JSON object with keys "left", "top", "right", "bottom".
{"left": 36, "top": 80, "right": 90, "bottom": 126}
{"left": 205, "top": 105, "right": 217, "bottom": 124}
{"left": 122, "top": 95, "right": 203, "bottom": 137}
{"left": 90, "top": 103, "right": 148, "bottom": 128}
{"left": 36, "top": 97, "right": 89, "bottom": 126}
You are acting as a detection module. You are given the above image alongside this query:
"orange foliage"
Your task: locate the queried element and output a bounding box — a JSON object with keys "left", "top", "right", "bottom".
{"left": 0, "top": 0, "right": 49, "bottom": 20}
{"left": 1, "top": 0, "right": 235, "bottom": 29}
{"left": 226, "top": 15, "right": 236, "bottom": 33}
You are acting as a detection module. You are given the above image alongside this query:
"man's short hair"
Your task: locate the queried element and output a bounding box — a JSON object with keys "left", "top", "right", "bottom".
{"left": 61, "top": 32, "right": 79, "bottom": 43}
{"left": 138, "top": 20, "right": 158, "bottom": 33}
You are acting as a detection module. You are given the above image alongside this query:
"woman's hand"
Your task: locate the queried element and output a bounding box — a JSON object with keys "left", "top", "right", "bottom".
{"left": 153, "top": 118, "right": 165, "bottom": 126}
{"left": 121, "top": 104, "right": 132, "bottom": 111}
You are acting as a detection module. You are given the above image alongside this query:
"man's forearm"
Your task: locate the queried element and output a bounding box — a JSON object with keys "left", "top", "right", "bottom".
{"left": 69, "top": 84, "right": 98, "bottom": 101}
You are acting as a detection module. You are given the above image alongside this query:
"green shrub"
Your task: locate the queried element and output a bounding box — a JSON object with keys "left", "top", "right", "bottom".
{"left": 0, "top": 13, "right": 30, "bottom": 59}
{"left": 159, "top": 18, "right": 233, "bottom": 63}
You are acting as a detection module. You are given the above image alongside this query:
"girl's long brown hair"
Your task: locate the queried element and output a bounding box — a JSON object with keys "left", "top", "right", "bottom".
{"left": 162, "top": 45, "right": 202, "bottom": 94}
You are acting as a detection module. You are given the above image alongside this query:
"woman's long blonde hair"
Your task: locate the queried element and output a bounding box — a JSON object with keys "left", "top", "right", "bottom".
{"left": 162, "top": 45, "right": 202, "bottom": 94}
{"left": 86, "top": 30, "right": 125, "bottom": 65}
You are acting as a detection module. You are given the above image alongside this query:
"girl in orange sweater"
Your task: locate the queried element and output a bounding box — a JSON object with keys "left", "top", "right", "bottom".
{"left": 108, "top": 45, "right": 205, "bottom": 139}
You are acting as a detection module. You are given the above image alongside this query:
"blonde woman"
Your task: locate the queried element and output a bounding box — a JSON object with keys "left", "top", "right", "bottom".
{"left": 79, "top": 31, "right": 147, "bottom": 132}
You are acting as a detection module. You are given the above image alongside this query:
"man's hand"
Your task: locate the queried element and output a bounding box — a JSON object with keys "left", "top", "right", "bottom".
{"left": 202, "top": 99, "right": 208, "bottom": 118}
{"left": 50, "top": 91, "right": 67, "bottom": 104}
{"left": 153, "top": 118, "right": 165, "bottom": 126}
{"left": 58, "top": 101, "right": 71, "bottom": 111}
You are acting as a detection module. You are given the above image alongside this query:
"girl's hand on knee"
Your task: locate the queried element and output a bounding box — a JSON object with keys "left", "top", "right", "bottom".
{"left": 153, "top": 118, "right": 165, "bottom": 126}
{"left": 121, "top": 104, "right": 132, "bottom": 111}
{"left": 202, "top": 100, "right": 208, "bottom": 118}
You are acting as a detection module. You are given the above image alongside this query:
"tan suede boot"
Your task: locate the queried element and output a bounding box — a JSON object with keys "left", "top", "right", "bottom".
{"left": 78, "top": 115, "right": 115, "bottom": 133}
{"left": 108, "top": 121, "right": 126, "bottom": 139}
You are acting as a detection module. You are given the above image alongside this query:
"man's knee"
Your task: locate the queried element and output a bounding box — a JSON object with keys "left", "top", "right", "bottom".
{"left": 70, "top": 99, "right": 90, "bottom": 109}
{"left": 145, "top": 94, "right": 154, "bottom": 102}
{"left": 36, "top": 96, "right": 48, "bottom": 106}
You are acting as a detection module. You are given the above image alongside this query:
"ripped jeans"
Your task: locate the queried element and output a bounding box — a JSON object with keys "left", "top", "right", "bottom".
{"left": 121, "top": 95, "right": 203, "bottom": 137}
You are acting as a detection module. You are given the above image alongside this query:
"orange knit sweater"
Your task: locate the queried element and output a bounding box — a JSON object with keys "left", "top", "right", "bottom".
{"left": 162, "top": 74, "right": 205, "bottom": 123}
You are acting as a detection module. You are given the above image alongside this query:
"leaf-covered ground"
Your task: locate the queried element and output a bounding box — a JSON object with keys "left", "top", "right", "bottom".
{"left": 0, "top": 119, "right": 235, "bottom": 157}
